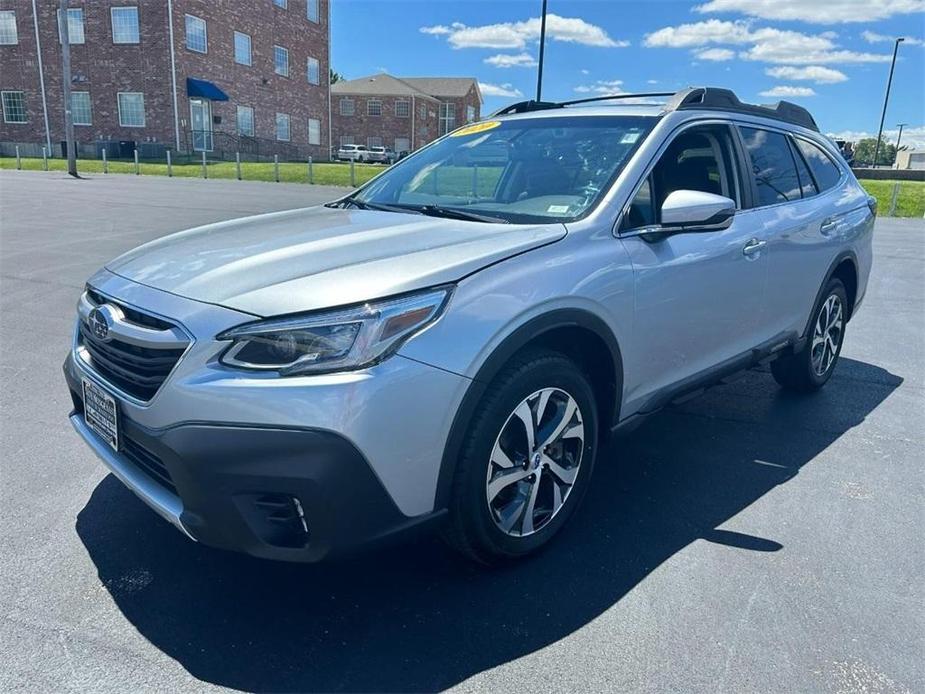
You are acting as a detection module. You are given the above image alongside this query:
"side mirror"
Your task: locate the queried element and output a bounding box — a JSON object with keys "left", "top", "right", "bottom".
{"left": 660, "top": 190, "right": 736, "bottom": 231}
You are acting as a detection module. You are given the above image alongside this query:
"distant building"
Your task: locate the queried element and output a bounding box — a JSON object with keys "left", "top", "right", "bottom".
{"left": 331, "top": 73, "right": 482, "bottom": 153}
{"left": 0, "top": 0, "right": 330, "bottom": 159}
{"left": 895, "top": 149, "right": 925, "bottom": 170}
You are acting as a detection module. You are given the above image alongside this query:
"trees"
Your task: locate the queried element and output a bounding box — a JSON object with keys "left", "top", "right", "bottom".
{"left": 853, "top": 138, "right": 897, "bottom": 167}
{"left": 330, "top": 68, "right": 343, "bottom": 85}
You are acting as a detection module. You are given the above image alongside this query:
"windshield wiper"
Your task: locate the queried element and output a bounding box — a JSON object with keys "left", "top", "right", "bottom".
{"left": 412, "top": 205, "right": 510, "bottom": 224}
{"left": 326, "top": 197, "right": 421, "bottom": 215}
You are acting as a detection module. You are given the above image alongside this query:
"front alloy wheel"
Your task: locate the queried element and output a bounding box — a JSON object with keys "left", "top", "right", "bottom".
{"left": 486, "top": 388, "right": 585, "bottom": 537}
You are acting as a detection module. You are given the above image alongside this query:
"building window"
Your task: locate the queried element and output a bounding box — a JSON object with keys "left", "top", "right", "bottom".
{"left": 339, "top": 136, "right": 354, "bottom": 146}
{"left": 339, "top": 98, "right": 354, "bottom": 116}
{"left": 0, "top": 11, "right": 17, "bottom": 45}
{"left": 367, "top": 99, "right": 381, "bottom": 116}
{"left": 306, "top": 0, "right": 320, "bottom": 22}
{"left": 273, "top": 0, "right": 287, "bottom": 7}
{"left": 440, "top": 102, "right": 456, "bottom": 134}
{"left": 185, "top": 14, "right": 207, "bottom": 53}
{"left": 394, "top": 137, "right": 410, "bottom": 153}
{"left": 276, "top": 112, "right": 290, "bottom": 141}
{"left": 395, "top": 100, "right": 410, "bottom": 118}
{"left": 111, "top": 7, "right": 140, "bottom": 44}
{"left": 466, "top": 105, "right": 475, "bottom": 123}
{"left": 367, "top": 136, "right": 382, "bottom": 148}
{"left": 306, "top": 57, "right": 320, "bottom": 85}
{"left": 308, "top": 118, "right": 321, "bottom": 145}
{"left": 419, "top": 103, "right": 426, "bottom": 119}
{"left": 117, "top": 92, "right": 145, "bottom": 127}
{"left": 236, "top": 105, "right": 254, "bottom": 136}
{"left": 58, "top": 9, "right": 85, "bottom": 44}
{"left": 1, "top": 91, "right": 27, "bottom": 123}
{"left": 274, "top": 45, "right": 289, "bottom": 77}
{"left": 71, "top": 92, "right": 92, "bottom": 125}
{"left": 233, "top": 31, "right": 251, "bottom": 65}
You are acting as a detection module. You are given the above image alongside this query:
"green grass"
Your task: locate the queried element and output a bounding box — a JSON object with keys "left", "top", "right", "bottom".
{"left": 860, "top": 180, "right": 925, "bottom": 218}
{"left": 3, "top": 157, "right": 923, "bottom": 217}
{"left": 0, "top": 156, "right": 382, "bottom": 187}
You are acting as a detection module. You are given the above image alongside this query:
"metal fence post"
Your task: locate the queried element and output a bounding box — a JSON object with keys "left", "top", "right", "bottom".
{"left": 201, "top": 149, "right": 207, "bottom": 179}
{"left": 236, "top": 151, "right": 241, "bottom": 180}
{"left": 134, "top": 148, "right": 140, "bottom": 175}
{"left": 15, "top": 145, "right": 21, "bottom": 170}
{"left": 308, "top": 156, "right": 313, "bottom": 184}
{"left": 350, "top": 158, "right": 356, "bottom": 187}
{"left": 888, "top": 182, "right": 900, "bottom": 217}
{"left": 102, "top": 148, "right": 108, "bottom": 173}
{"left": 42, "top": 147, "right": 48, "bottom": 171}
{"left": 166, "top": 149, "right": 172, "bottom": 177}
{"left": 274, "top": 154, "right": 280, "bottom": 183}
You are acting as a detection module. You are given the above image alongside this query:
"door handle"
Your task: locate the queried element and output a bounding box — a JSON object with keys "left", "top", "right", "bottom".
{"left": 820, "top": 218, "right": 838, "bottom": 235}
{"left": 742, "top": 238, "right": 767, "bottom": 256}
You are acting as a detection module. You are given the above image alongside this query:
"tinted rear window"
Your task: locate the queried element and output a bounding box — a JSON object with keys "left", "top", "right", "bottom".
{"left": 795, "top": 138, "right": 842, "bottom": 192}
{"left": 739, "top": 127, "right": 802, "bottom": 207}
{"left": 789, "top": 138, "right": 818, "bottom": 198}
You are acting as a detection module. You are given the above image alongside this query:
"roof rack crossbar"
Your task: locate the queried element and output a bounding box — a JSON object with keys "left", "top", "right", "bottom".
{"left": 558, "top": 92, "right": 675, "bottom": 107}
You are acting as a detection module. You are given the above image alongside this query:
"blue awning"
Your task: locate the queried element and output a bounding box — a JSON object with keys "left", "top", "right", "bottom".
{"left": 186, "top": 77, "right": 229, "bottom": 101}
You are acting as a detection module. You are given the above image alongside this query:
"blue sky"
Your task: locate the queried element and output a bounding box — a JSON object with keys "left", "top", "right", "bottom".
{"left": 331, "top": 0, "right": 925, "bottom": 146}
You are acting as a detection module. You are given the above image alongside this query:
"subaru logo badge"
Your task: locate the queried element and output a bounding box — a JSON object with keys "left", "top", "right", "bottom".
{"left": 89, "top": 306, "right": 112, "bottom": 341}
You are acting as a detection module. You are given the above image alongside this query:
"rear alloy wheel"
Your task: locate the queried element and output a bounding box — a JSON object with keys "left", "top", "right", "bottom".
{"left": 772, "top": 277, "right": 848, "bottom": 392}
{"left": 443, "top": 350, "right": 598, "bottom": 564}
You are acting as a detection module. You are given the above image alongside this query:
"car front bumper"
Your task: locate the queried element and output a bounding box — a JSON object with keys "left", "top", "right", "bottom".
{"left": 64, "top": 270, "right": 471, "bottom": 561}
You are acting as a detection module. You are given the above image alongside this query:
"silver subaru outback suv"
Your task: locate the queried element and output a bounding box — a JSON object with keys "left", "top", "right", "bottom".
{"left": 65, "top": 88, "right": 874, "bottom": 564}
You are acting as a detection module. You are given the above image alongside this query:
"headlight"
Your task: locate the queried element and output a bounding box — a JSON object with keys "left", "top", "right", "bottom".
{"left": 217, "top": 287, "right": 452, "bottom": 375}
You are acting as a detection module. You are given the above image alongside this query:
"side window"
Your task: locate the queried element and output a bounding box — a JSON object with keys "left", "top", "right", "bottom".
{"left": 739, "top": 127, "right": 802, "bottom": 207}
{"left": 789, "top": 138, "right": 817, "bottom": 198}
{"left": 795, "top": 138, "right": 842, "bottom": 192}
{"left": 622, "top": 125, "right": 740, "bottom": 231}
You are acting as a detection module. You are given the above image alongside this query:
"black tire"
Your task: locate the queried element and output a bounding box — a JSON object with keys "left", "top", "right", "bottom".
{"left": 442, "top": 349, "right": 598, "bottom": 565}
{"left": 772, "top": 277, "right": 848, "bottom": 392}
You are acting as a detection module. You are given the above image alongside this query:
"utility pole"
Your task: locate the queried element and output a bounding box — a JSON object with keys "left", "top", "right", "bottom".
{"left": 873, "top": 37, "right": 904, "bottom": 168}
{"left": 535, "top": 0, "right": 548, "bottom": 102}
{"left": 58, "top": 0, "right": 77, "bottom": 177}
{"left": 895, "top": 122, "right": 908, "bottom": 151}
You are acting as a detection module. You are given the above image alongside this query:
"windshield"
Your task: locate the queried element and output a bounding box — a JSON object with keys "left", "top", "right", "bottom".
{"left": 352, "top": 115, "right": 657, "bottom": 224}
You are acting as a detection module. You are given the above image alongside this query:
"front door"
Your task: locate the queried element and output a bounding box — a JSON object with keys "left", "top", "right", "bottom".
{"left": 190, "top": 98, "right": 212, "bottom": 152}
{"left": 617, "top": 124, "right": 768, "bottom": 412}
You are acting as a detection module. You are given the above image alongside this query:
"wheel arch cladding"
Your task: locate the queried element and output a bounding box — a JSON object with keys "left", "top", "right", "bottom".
{"left": 434, "top": 308, "right": 623, "bottom": 510}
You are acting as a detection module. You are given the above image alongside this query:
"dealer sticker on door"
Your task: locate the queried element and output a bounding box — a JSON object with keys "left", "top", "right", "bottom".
{"left": 83, "top": 379, "right": 119, "bottom": 452}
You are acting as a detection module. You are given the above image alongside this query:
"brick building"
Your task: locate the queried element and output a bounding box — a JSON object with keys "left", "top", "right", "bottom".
{"left": 0, "top": 0, "right": 330, "bottom": 159}
{"left": 331, "top": 73, "right": 482, "bottom": 153}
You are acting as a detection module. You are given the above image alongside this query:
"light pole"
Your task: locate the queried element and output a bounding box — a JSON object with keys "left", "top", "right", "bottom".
{"left": 58, "top": 0, "right": 77, "bottom": 176}
{"left": 873, "top": 37, "right": 904, "bottom": 168}
{"left": 535, "top": 0, "right": 548, "bottom": 102}
{"left": 895, "top": 122, "right": 908, "bottom": 150}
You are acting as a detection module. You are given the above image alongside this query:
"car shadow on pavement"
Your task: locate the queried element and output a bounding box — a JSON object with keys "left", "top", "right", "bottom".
{"left": 76, "top": 358, "right": 901, "bottom": 693}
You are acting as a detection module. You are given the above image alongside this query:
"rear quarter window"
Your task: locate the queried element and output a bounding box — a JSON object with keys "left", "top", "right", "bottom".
{"left": 795, "top": 138, "right": 842, "bottom": 192}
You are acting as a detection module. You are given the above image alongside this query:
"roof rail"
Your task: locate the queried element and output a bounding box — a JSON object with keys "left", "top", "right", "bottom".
{"left": 666, "top": 87, "right": 819, "bottom": 131}
{"left": 490, "top": 86, "right": 819, "bottom": 132}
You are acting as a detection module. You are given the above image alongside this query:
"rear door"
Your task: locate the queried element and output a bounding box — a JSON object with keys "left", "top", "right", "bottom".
{"left": 618, "top": 123, "right": 769, "bottom": 410}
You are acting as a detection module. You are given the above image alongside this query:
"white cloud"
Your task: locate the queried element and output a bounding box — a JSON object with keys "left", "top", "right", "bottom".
{"left": 759, "top": 85, "right": 817, "bottom": 97}
{"left": 478, "top": 81, "right": 524, "bottom": 98}
{"left": 827, "top": 125, "right": 925, "bottom": 148}
{"left": 695, "top": 47, "right": 736, "bottom": 60}
{"left": 647, "top": 79, "right": 660, "bottom": 84}
{"left": 765, "top": 65, "right": 849, "bottom": 83}
{"left": 420, "top": 14, "right": 627, "bottom": 50}
{"left": 694, "top": 0, "right": 924, "bottom": 24}
{"left": 645, "top": 20, "right": 892, "bottom": 64}
{"left": 484, "top": 52, "right": 538, "bottom": 68}
{"left": 862, "top": 30, "right": 924, "bottom": 45}
{"left": 574, "top": 79, "right": 626, "bottom": 95}
{"left": 581, "top": 69, "right": 590, "bottom": 75}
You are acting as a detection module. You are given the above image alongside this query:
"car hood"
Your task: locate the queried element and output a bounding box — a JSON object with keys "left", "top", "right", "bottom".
{"left": 106, "top": 206, "right": 566, "bottom": 316}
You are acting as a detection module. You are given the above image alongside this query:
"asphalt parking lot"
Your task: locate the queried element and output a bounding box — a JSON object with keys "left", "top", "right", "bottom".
{"left": 1, "top": 170, "right": 922, "bottom": 693}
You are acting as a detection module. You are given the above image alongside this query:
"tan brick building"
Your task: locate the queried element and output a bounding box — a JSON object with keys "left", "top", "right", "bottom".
{"left": 0, "top": 0, "right": 330, "bottom": 159}
{"left": 331, "top": 73, "right": 482, "bottom": 154}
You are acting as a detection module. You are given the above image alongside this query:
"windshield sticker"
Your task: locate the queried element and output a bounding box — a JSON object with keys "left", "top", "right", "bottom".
{"left": 547, "top": 205, "right": 570, "bottom": 214}
{"left": 620, "top": 132, "right": 640, "bottom": 144}
{"left": 450, "top": 121, "right": 502, "bottom": 137}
